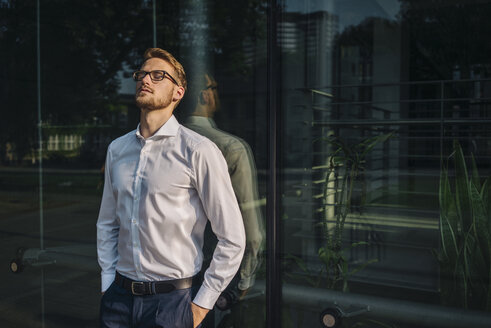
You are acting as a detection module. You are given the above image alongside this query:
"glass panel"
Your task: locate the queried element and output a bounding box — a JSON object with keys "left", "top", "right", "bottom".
{"left": 279, "top": 1, "right": 491, "bottom": 327}
{"left": 1, "top": 1, "right": 154, "bottom": 327}
{"left": 0, "top": 1, "right": 266, "bottom": 327}
{"left": 1, "top": 2, "right": 43, "bottom": 327}
{"left": 177, "top": 1, "right": 268, "bottom": 327}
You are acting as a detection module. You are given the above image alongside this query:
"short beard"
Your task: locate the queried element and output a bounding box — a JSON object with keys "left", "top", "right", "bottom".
{"left": 135, "top": 92, "right": 172, "bottom": 111}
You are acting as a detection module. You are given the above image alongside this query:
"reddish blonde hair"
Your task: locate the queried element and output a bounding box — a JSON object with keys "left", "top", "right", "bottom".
{"left": 143, "top": 48, "right": 187, "bottom": 90}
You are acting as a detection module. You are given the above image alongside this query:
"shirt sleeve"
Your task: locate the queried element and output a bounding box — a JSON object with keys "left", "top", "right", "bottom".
{"left": 227, "top": 141, "right": 265, "bottom": 290}
{"left": 96, "top": 145, "right": 119, "bottom": 292}
{"left": 191, "top": 140, "right": 246, "bottom": 309}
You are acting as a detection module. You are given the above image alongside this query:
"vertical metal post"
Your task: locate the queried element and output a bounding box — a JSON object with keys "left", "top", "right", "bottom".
{"left": 440, "top": 81, "right": 444, "bottom": 168}
{"left": 36, "top": 2, "right": 45, "bottom": 327}
{"left": 267, "top": 0, "right": 281, "bottom": 327}
{"left": 153, "top": 0, "right": 157, "bottom": 47}
{"left": 37, "top": 0, "right": 44, "bottom": 252}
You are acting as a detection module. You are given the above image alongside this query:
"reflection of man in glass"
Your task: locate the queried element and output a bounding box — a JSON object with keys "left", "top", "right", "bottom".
{"left": 184, "top": 74, "right": 265, "bottom": 322}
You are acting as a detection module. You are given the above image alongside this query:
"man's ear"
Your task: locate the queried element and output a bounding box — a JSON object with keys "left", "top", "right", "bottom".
{"left": 173, "top": 86, "right": 185, "bottom": 102}
{"left": 199, "top": 91, "right": 206, "bottom": 105}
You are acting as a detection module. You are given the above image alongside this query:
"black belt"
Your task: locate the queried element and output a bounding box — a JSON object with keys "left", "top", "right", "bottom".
{"left": 115, "top": 272, "right": 196, "bottom": 296}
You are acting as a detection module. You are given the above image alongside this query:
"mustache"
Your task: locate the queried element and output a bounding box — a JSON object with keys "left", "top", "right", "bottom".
{"left": 137, "top": 85, "right": 154, "bottom": 93}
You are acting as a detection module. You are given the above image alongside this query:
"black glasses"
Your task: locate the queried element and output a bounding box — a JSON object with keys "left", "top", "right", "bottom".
{"left": 132, "top": 70, "right": 180, "bottom": 86}
{"left": 204, "top": 84, "right": 218, "bottom": 91}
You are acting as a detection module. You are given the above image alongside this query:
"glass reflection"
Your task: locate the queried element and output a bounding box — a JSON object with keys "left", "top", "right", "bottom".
{"left": 184, "top": 73, "right": 265, "bottom": 327}
{"left": 2, "top": 0, "right": 267, "bottom": 326}
{"left": 279, "top": 0, "right": 491, "bottom": 327}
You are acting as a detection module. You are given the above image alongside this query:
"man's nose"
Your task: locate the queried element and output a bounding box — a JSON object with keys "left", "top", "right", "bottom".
{"left": 141, "top": 72, "right": 153, "bottom": 84}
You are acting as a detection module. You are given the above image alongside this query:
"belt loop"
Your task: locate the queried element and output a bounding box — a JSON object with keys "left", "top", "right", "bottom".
{"left": 150, "top": 282, "right": 156, "bottom": 295}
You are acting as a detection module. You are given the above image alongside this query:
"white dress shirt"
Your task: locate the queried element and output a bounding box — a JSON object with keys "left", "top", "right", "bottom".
{"left": 96, "top": 115, "right": 246, "bottom": 309}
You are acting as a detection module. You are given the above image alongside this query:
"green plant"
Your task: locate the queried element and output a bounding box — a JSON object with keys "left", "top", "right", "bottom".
{"left": 283, "top": 132, "right": 393, "bottom": 328}
{"left": 436, "top": 140, "right": 491, "bottom": 311}
{"left": 316, "top": 132, "right": 392, "bottom": 291}
{"left": 286, "top": 133, "right": 391, "bottom": 290}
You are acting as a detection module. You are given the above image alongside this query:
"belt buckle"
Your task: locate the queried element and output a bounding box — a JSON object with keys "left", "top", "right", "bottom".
{"left": 131, "top": 281, "right": 145, "bottom": 295}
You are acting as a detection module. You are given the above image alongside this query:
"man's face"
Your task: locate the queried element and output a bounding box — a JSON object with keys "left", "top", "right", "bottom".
{"left": 135, "top": 57, "right": 179, "bottom": 111}
{"left": 204, "top": 74, "right": 220, "bottom": 112}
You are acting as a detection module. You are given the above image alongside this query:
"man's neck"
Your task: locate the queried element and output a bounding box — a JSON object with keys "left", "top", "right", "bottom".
{"left": 139, "top": 108, "right": 173, "bottom": 139}
{"left": 191, "top": 106, "right": 213, "bottom": 118}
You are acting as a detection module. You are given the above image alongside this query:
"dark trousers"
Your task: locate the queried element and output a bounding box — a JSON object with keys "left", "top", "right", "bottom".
{"left": 100, "top": 281, "right": 199, "bottom": 328}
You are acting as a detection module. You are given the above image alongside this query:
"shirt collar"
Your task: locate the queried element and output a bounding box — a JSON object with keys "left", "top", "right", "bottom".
{"left": 135, "top": 115, "right": 180, "bottom": 140}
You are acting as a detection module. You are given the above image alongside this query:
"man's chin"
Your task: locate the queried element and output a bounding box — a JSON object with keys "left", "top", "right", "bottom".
{"left": 138, "top": 105, "right": 159, "bottom": 111}
{"left": 137, "top": 103, "right": 170, "bottom": 112}
{"left": 136, "top": 98, "right": 156, "bottom": 111}
{"left": 136, "top": 100, "right": 173, "bottom": 112}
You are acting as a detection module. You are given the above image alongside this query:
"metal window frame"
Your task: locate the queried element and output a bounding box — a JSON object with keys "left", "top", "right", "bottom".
{"left": 266, "top": 0, "right": 281, "bottom": 327}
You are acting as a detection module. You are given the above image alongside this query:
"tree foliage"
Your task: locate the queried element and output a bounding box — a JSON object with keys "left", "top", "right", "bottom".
{"left": 0, "top": 0, "right": 154, "bottom": 162}
{"left": 0, "top": 0, "right": 267, "bottom": 164}
{"left": 399, "top": 0, "right": 491, "bottom": 80}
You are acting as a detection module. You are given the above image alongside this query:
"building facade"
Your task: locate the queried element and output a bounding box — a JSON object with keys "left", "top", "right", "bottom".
{"left": 1, "top": 0, "right": 491, "bottom": 327}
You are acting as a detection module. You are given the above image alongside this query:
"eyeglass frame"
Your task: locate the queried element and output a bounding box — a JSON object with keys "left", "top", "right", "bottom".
{"left": 132, "top": 70, "right": 180, "bottom": 86}
{"left": 203, "top": 84, "right": 218, "bottom": 91}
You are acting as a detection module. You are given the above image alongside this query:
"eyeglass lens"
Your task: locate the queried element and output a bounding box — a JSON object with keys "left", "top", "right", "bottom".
{"left": 134, "top": 71, "right": 165, "bottom": 81}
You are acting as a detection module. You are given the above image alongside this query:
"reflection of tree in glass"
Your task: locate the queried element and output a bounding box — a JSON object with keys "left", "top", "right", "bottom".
{"left": 0, "top": 0, "right": 153, "bottom": 163}
{"left": 0, "top": 0, "right": 268, "bottom": 165}
{"left": 177, "top": 0, "right": 267, "bottom": 77}
{"left": 398, "top": 0, "right": 491, "bottom": 80}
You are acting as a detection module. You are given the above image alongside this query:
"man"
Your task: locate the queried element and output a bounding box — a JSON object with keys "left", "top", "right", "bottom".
{"left": 97, "top": 48, "right": 246, "bottom": 328}
{"left": 184, "top": 74, "right": 265, "bottom": 327}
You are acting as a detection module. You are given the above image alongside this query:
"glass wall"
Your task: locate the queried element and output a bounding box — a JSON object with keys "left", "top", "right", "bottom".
{"left": 0, "top": 0, "right": 266, "bottom": 327}
{"left": 2, "top": 0, "right": 491, "bottom": 327}
{"left": 278, "top": 0, "right": 491, "bottom": 327}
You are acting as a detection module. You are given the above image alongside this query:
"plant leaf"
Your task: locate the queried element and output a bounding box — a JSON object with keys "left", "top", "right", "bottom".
{"left": 439, "top": 166, "right": 459, "bottom": 262}
{"left": 481, "top": 178, "right": 491, "bottom": 235}
{"left": 465, "top": 231, "right": 486, "bottom": 289}
{"left": 286, "top": 254, "right": 309, "bottom": 274}
{"left": 440, "top": 213, "right": 459, "bottom": 262}
{"left": 348, "top": 258, "right": 378, "bottom": 277}
{"left": 359, "top": 132, "right": 393, "bottom": 159}
{"left": 453, "top": 140, "right": 472, "bottom": 233}
{"left": 486, "top": 239, "right": 491, "bottom": 311}
{"left": 470, "top": 181, "right": 491, "bottom": 262}
{"left": 471, "top": 153, "right": 481, "bottom": 191}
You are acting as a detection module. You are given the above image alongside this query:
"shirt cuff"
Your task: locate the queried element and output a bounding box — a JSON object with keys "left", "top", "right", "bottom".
{"left": 192, "top": 284, "right": 221, "bottom": 310}
{"left": 101, "top": 272, "right": 116, "bottom": 292}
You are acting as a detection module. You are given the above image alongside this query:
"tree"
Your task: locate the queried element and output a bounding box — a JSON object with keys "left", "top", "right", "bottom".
{"left": 398, "top": 0, "right": 491, "bottom": 81}
{"left": 0, "top": 0, "right": 153, "bottom": 163}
